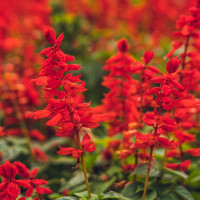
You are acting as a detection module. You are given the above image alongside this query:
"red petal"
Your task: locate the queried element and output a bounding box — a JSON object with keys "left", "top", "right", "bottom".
{"left": 145, "top": 87, "right": 160, "bottom": 95}
{"left": 57, "top": 146, "right": 74, "bottom": 156}
{"left": 36, "top": 186, "right": 52, "bottom": 195}
{"left": 31, "top": 179, "right": 48, "bottom": 186}
{"left": 116, "top": 38, "right": 130, "bottom": 53}
{"left": 72, "top": 149, "right": 82, "bottom": 158}
{"left": 84, "top": 142, "right": 95, "bottom": 152}
{"left": 46, "top": 113, "right": 62, "bottom": 126}
{"left": 14, "top": 161, "right": 30, "bottom": 178}
{"left": 44, "top": 27, "right": 56, "bottom": 44}
{"left": 56, "top": 33, "right": 64, "bottom": 47}
{"left": 30, "top": 168, "right": 38, "bottom": 179}
{"left": 25, "top": 187, "right": 34, "bottom": 197}
{"left": 16, "top": 180, "right": 31, "bottom": 188}
{"left": 81, "top": 134, "right": 91, "bottom": 147}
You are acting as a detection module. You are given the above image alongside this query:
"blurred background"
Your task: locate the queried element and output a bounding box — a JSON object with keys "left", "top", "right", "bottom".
{"left": 0, "top": 0, "right": 196, "bottom": 106}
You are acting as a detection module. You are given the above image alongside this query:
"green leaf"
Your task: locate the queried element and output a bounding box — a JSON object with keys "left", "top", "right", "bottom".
{"left": 133, "top": 164, "right": 160, "bottom": 177}
{"left": 122, "top": 183, "right": 157, "bottom": 200}
{"left": 49, "top": 193, "right": 63, "bottom": 199}
{"left": 56, "top": 197, "right": 78, "bottom": 200}
{"left": 191, "top": 191, "right": 200, "bottom": 200}
{"left": 66, "top": 171, "right": 85, "bottom": 189}
{"left": 91, "top": 177, "right": 116, "bottom": 194}
{"left": 101, "top": 191, "right": 131, "bottom": 200}
{"left": 158, "top": 193, "right": 179, "bottom": 200}
{"left": 186, "top": 170, "right": 200, "bottom": 187}
{"left": 173, "top": 186, "right": 195, "bottom": 200}
{"left": 163, "top": 167, "right": 188, "bottom": 179}
{"left": 106, "top": 166, "right": 121, "bottom": 177}
{"left": 74, "top": 191, "right": 98, "bottom": 200}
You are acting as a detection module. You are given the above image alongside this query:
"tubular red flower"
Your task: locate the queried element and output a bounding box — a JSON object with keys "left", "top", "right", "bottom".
{"left": 166, "top": 57, "right": 181, "bottom": 74}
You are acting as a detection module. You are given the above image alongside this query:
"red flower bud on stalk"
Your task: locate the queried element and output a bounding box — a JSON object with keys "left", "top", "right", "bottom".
{"left": 166, "top": 57, "right": 181, "bottom": 74}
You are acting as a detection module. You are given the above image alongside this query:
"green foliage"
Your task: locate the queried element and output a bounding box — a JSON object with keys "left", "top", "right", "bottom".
{"left": 122, "top": 183, "right": 157, "bottom": 200}
{"left": 163, "top": 167, "right": 188, "bottom": 179}
{"left": 133, "top": 164, "right": 160, "bottom": 177}
{"left": 56, "top": 197, "right": 78, "bottom": 200}
{"left": 56, "top": 191, "right": 131, "bottom": 200}
{"left": 172, "top": 186, "right": 195, "bottom": 200}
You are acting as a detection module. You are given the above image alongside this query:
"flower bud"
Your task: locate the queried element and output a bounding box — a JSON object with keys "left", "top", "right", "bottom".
{"left": 166, "top": 57, "right": 180, "bottom": 73}
{"left": 116, "top": 38, "right": 130, "bottom": 53}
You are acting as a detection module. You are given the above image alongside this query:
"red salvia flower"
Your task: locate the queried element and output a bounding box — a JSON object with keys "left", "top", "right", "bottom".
{"left": 26, "top": 28, "right": 109, "bottom": 166}
{"left": 0, "top": 161, "right": 31, "bottom": 200}
{"left": 14, "top": 161, "right": 52, "bottom": 199}
{"left": 57, "top": 133, "right": 95, "bottom": 159}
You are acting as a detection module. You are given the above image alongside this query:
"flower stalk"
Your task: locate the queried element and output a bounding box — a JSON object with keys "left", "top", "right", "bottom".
{"left": 75, "top": 132, "right": 92, "bottom": 198}
{"left": 142, "top": 145, "right": 154, "bottom": 200}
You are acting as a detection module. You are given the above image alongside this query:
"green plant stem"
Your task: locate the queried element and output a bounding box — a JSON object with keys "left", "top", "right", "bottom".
{"left": 76, "top": 132, "right": 92, "bottom": 198}
{"left": 142, "top": 145, "right": 154, "bottom": 200}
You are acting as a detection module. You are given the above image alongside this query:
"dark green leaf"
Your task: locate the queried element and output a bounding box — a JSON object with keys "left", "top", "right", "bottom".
{"left": 133, "top": 164, "right": 160, "bottom": 177}
{"left": 122, "top": 183, "right": 157, "bottom": 200}
{"left": 158, "top": 193, "right": 179, "bottom": 200}
{"left": 101, "top": 191, "right": 131, "bottom": 200}
{"left": 74, "top": 191, "right": 98, "bottom": 200}
{"left": 173, "top": 186, "right": 195, "bottom": 200}
{"left": 56, "top": 197, "right": 78, "bottom": 200}
{"left": 163, "top": 167, "right": 188, "bottom": 179}
{"left": 91, "top": 177, "right": 116, "bottom": 194}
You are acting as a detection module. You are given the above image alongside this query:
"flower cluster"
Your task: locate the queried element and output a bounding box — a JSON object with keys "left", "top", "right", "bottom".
{"left": 162, "top": 1, "right": 200, "bottom": 173}
{"left": 0, "top": 0, "right": 51, "bottom": 161}
{"left": 0, "top": 160, "right": 52, "bottom": 200}
{"left": 26, "top": 27, "right": 109, "bottom": 164}
{"left": 100, "top": 38, "right": 139, "bottom": 137}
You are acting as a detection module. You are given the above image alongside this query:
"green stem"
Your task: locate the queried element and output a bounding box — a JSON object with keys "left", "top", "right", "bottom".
{"left": 76, "top": 132, "right": 92, "bottom": 198}
{"left": 142, "top": 146, "right": 154, "bottom": 200}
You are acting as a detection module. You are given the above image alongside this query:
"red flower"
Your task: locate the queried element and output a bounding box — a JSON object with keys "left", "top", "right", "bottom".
{"left": 30, "top": 130, "right": 46, "bottom": 141}
{"left": 44, "top": 27, "right": 56, "bottom": 45}
{"left": 180, "top": 160, "right": 191, "bottom": 172}
{"left": 175, "top": 130, "right": 195, "bottom": 144}
{"left": 187, "top": 148, "right": 200, "bottom": 156}
{"left": 157, "top": 137, "right": 177, "bottom": 149}
{"left": 166, "top": 149, "right": 180, "bottom": 158}
{"left": 33, "top": 148, "right": 49, "bottom": 162}
{"left": 116, "top": 38, "right": 130, "bottom": 53}
{"left": 166, "top": 57, "right": 181, "bottom": 74}
{"left": 26, "top": 28, "right": 109, "bottom": 165}
{"left": 122, "top": 164, "right": 136, "bottom": 172}
{"left": 166, "top": 160, "right": 191, "bottom": 172}
{"left": 57, "top": 133, "right": 95, "bottom": 159}
{"left": 117, "top": 150, "right": 133, "bottom": 159}
{"left": 135, "top": 132, "right": 157, "bottom": 148}
{"left": 14, "top": 161, "right": 52, "bottom": 198}
{"left": 0, "top": 161, "right": 30, "bottom": 200}
{"left": 143, "top": 51, "right": 154, "bottom": 64}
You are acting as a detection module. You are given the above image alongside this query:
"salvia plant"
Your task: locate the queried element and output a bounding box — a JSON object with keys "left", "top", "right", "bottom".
{"left": 0, "top": 0, "right": 199, "bottom": 200}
